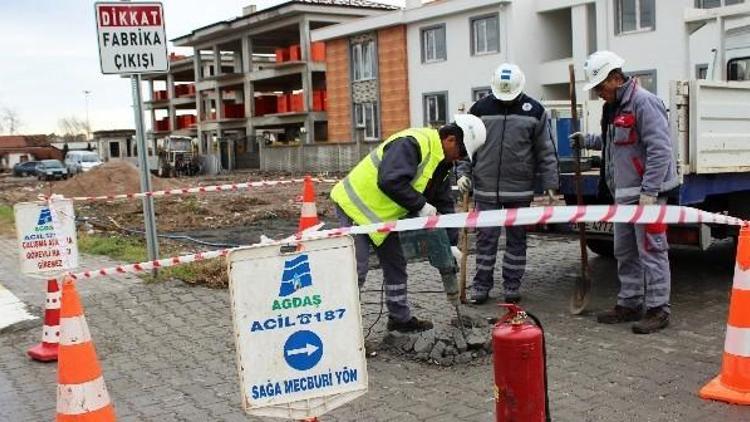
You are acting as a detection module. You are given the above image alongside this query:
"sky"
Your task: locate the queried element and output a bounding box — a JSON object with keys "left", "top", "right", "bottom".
{"left": 0, "top": 0, "right": 402, "bottom": 135}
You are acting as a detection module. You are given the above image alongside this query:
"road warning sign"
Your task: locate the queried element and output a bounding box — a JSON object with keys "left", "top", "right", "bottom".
{"left": 94, "top": 2, "right": 169, "bottom": 74}
{"left": 15, "top": 199, "right": 78, "bottom": 274}
{"left": 228, "top": 236, "right": 367, "bottom": 419}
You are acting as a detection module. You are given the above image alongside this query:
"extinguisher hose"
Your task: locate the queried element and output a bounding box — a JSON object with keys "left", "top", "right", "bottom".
{"left": 526, "top": 311, "right": 551, "bottom": 422}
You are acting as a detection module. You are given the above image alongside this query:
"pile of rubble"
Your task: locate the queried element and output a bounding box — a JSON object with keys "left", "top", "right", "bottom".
{"left": 55, "top": 161, "right": 176, "bottom": 198}
{"left": 382, "top": 324, "right": 493, "bottom": 366}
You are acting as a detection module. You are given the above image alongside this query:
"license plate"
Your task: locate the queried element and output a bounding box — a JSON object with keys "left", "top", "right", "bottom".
{"left": 583, "top": 221, "right": 614, "bottom": 234}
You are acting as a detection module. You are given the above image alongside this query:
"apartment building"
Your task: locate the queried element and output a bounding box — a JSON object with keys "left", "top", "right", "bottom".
{"left": 313, "top": 0, "right": 750, "bottom": 140}
{"left": 165, "top": 0, "right": 396, "bottom": 172}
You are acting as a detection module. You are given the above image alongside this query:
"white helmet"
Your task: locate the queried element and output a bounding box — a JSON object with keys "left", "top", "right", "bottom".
{"left": 453, "top": 114, "right": 486, "bottom": 161}
{"left": 490, "top": 63, "right": 525, "bottom": 101}
{"left": 583, "top": 50, "right": 625, "bottom": 91}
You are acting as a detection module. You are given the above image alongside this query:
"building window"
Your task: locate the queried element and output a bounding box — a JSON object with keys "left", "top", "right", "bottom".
{"left": 472, "top": 87, "right": 492, "bottom": 102}
{"left": 470, "top": 14, "right": 499, "bottom": 55}
{"left": 695, "top": 0, "right": 744, "bottom": 8}
{"left": 421, "top": 25, "right": 446, "bottom": 63}
{"left": 354, "top": 102, "right": 379, "bottom": 140}
{"left": 728, "top": 57, "right": 750, "bottom": 81}
{"left": 696, "top": 64, "right": 709, "bottom": 79}
{"left": 627, "top": 69, "right": 657, "bottom": 93}
{"left": 352, "top": 40, "right": 375, "bottom": 82}
{"left": 615, "top": 0, "right": 655, "bottom": 34}
{"left": 423, "top": 92, "right": 448, "bottom": 127}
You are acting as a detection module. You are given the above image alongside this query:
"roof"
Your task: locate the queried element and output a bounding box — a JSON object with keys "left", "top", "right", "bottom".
{"left": 172, "top": 0, "right": 398, "bottom": 46}
{"left": 0, "top": 146, "right": 63, "bottom": 161}
{"left": 312, "top": 0, "right": 507, "bottom": 41}
{"left": 93, "top": 129, "right": 136, "bottom": 138}
{"left": 0, "top": 135, "right": 50, "bottom": 149}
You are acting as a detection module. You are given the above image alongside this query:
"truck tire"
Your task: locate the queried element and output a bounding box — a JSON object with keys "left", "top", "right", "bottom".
{"left": 587, "top": 239, "right": 614, "bottom": 258}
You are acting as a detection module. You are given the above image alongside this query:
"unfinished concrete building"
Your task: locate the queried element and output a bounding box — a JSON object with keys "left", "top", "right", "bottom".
{"left": 167, "top": 0, "right": 397, "bottom": 173}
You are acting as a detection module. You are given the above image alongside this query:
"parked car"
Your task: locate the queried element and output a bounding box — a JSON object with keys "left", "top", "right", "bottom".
{"left": 12, "top": 161, "right": 40, "bottom": 177}
{"left": 37, "top": 160, "right": 69, "bottom": 181}
{"left": 64, "top": 150, "right": 102, "bottom": 174}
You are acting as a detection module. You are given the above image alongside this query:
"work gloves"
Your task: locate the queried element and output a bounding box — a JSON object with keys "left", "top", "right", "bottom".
{"left": 568, "top": 131, "right": 586, "bottom": 150}
{"left": 418, "top": 203, "right": 438, "bottom": 217}
{"left": 639, "top": 193, "right": 658, "bottom": 206}
{"left": 446, "top": 291, "right": 460, "bottom": 306}
{"left": 457, "top": 175, "right": 472, "bottom": 194}
{"left": 450, "top": 246, "right": 462, "bottom": 262}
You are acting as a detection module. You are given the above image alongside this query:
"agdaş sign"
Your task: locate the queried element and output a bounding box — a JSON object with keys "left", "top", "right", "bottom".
{"left": 95, "top": 2, "right": 169, "bottom": 74}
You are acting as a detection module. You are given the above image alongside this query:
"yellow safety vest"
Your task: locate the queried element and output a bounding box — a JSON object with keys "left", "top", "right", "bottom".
{"left": 331, "top": 128, "right": 445, "bottom": 246}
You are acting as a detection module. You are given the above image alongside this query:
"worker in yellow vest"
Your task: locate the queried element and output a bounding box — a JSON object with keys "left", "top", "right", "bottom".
{"left": 331, "top": 115, "right": 486, "bottom": 333}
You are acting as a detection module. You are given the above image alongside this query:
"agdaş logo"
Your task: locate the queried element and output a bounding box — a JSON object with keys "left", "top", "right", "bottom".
{"left": 273, "top": 254, "right": 321, "bottom": 310}
{"left": 34, "top": 208, "right": 54, "bottom": 233}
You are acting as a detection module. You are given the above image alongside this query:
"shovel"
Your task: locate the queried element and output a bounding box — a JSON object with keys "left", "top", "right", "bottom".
{"left": 458, "top": 192, "right": 471, "bottom": 304}
{"left": 568, "top": 64, "right": 592, "bottom": 315}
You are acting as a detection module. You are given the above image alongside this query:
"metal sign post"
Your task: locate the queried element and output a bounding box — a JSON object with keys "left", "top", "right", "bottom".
{"left": 131, "top": 74, "right": 160, "bottom": 262}
{"left": 95, "top": 1, "right": 168, "bottom": 263}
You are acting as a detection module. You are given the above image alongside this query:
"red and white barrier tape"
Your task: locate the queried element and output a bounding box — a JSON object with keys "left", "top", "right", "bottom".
{"left": 43, "top": 177, "right": 338, "bottom": 202}
{"left": 66, "top": 205, "right": 746, "bottom": 281}
{"left": 70, "top": 248, "right": 232, "bottom": 281}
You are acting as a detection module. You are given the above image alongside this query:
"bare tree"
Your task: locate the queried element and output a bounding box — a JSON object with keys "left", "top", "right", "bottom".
{"left": 1, "top": 108, "right": 22, "bottom": 134}
{"left": 58, "top": 116, "right": 89, "bottom": 142}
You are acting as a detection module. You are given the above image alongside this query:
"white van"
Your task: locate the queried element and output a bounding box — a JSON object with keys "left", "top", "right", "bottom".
{"left": 65, "top": 151, "right": 102, "bottom": 174}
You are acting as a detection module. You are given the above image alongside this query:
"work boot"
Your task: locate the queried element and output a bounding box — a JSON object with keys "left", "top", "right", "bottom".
{"left": 632, "top": 307, "right": 670, "bottom": 334}
{"left": 504, "top": 291, "right": 521, "bottom": 304}
{"left": 596, "top": 305, "right": 643, "bottom": 324}
{"left": 386, "top": 316, "right": 433, "bottom": 333}
{"left": 469, "top": 289, "right": 490, "bottom": 305}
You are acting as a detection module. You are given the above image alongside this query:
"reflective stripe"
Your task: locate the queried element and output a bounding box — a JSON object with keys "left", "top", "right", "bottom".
{"left": 476, "top": 254, "right": 497, "bottom": 261}
{"left": 734, "top": 265, "right": 750, "bottom": 291}
{"left": 343, "top": 177, "right": 382, "bottom": 224}
{"left": 369, "top": 149, "right": 380, "bottom": 168}
{"left": 474, "top": 189, "right": 535, "bottom": 198}
{"left": 483, "top": 114, "right": 540, "bottom": 125}
{"left": 59, "top": 316, "right": 92, "bottom": 346}
{"left": 615, "top": 186, "right": 641, "bottom": 200}
{"left": 502, "top": 263, "right": 526, "bottom": 271}
{"left": 616, "top": 178, "right": 680, "bottom": 200}
{"left": 386, "top": 294, "right": 407, "bottom": 302}
{"left": 47, "top": 290, "right": 61, "bottom": 310}
{"left": 42, "top": 325, "right": 60, "bottom": 343}
{"left": 57, "top": 376, "right": 111, "bottom": 415}
{"left": 370, "top": 139, "right": 432, "bottom": 183}
{"left": 476, "top": 264, "right": 495, "bottom": 271}
{"left": 300, "top": 203, "right": 317, "bottom": 216}
{"left": 724, "top": 325, "right": 750, "bottom": 357}
{"left": 414, "top": 142, "right": 432, "bottom": 182}
{"left": 385, "top": 284, "right": 407, "bottom": 291}
{"left": 504, "top": 252, "right": 526, "bottom": 261}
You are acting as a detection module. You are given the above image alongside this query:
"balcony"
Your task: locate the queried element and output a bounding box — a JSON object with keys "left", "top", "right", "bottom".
{"left": 539, "top": 57, "right": 575, "bottom": 86}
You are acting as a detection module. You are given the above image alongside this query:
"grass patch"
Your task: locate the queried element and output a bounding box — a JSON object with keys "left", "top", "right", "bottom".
{"left": 79, "top": 232, "right": 228, "bottom": 287}
{"left": 0, "top": 204, "right": 15, "bottom": 235}
{"left": 78, "top": 233, "right": 147, "bottom": 263}
{"left": 152, "top": 258, "right": 228, "bottom": 288}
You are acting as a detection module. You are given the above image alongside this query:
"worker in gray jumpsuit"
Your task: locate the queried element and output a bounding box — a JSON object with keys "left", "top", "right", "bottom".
{"left": 457, "top": 63, "right": 559, "bottom": 304}
{"left": 570, "top": 51, "right": 679, "bottom": 334}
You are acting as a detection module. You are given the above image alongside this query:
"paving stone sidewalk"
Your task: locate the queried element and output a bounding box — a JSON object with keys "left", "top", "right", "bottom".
{"left": 1, "top": 235, "right": 749, "bottom": 421}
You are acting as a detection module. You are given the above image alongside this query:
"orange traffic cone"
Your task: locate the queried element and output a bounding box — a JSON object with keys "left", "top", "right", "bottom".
{"left": 56, "top": 277, "right": 116, "bottom": 421}
{"left": 700, "top": 225, "right": 750, "bottom": 405}
{"left": 298, "top": 175, "right": 319, "bottom": 233}
{"left": 28, "top": 278, "right": 61, "bottom": 362}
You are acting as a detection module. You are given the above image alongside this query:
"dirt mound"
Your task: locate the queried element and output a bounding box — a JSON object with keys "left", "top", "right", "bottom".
{"left": 55, "top": 161, "right": 175, "bottom": 198}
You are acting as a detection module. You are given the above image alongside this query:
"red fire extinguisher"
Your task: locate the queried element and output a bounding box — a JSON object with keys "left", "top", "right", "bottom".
{"left": 492, "top": 303, "right": 550, "bottom": 422}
